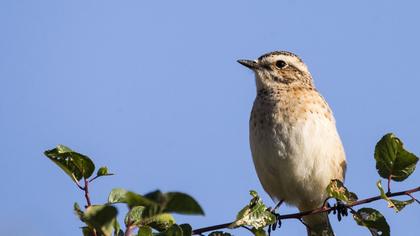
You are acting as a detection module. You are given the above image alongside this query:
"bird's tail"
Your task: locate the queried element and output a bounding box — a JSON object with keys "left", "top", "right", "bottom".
{"left": 302, "top": 212, "right": 334, "bottom": 236}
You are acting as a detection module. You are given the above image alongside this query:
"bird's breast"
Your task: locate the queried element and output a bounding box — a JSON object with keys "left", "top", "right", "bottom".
{"left": 249, "top": 90, "right": 346, "bottom": 207}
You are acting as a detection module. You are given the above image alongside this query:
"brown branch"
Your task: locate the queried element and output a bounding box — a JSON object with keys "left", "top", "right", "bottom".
{"left": 82, "top": 178, "right": 97, "bottom": 236}
{"left": 83, "top": 178, "right": 92, "bottom": 207}
{"left": 192, "top": 186, "right": 420, "bottom": 235}
{"left": 124, "top": 225, "right": 134, "bottom": 236}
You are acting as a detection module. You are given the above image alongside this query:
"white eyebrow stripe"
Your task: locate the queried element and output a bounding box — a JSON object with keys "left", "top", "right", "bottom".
{"left": 264, "top": 54, "right": 309, "bottom": 74}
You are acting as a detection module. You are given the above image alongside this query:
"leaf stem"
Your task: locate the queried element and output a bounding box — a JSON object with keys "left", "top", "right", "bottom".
{"left": 89, "top": 175, "right": 100, "bottom": 183}
{"left": 192, "top": 186, "right": 420, "bottom": 235}
{"left": 387, "top": 175, "right": 392, "bottom": 194}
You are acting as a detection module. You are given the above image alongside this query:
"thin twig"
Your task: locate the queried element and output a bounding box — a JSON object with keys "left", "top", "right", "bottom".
{"left": 89, "top": 175, "right": 100, "bottom": 183}
{"left": 75, "top": 181, "right": 85, "bottom": 190}
{"left": 271, "top": 199, "right": 284, "bottom": 213}
{"left": 297, "top": 218, "right": 311, "bottom": 231}
{"left": 192, "top": 186, "right": 420, "bottom": 235}
{"left": 241, "top": 226, "right": 253, "bottom": 233}
{"left": 407, "top": 192, "right": 420, "bottom": 204}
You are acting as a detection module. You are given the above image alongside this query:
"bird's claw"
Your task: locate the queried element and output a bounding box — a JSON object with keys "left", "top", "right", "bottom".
{"left": 332, "top": 200, "right": 348, "bottom": 222}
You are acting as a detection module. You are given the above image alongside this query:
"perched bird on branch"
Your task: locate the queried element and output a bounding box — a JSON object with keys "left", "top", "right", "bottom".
{"left": 238, "top": 51, "right": 346, "bottom": 236}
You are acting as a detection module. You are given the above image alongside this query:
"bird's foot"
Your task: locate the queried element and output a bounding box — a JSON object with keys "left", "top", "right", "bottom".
{"left": 268, "top": 214, "right": 282, "bottom": 236}
{"left": 332, "top": 199, "right": 348, "bottom": 222}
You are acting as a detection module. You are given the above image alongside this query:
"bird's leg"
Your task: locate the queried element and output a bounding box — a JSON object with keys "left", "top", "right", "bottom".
{"left": 267, "top": 200, "right": 284, "bottom": 235}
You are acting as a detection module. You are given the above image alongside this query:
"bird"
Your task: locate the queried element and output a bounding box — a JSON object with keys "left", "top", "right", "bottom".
{"left": 238, "top": 51, "right": 346, "bottom": 236}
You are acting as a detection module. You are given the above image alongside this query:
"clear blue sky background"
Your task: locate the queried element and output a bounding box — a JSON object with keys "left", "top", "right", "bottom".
{"left": 1, "top": 1, "right": 419, "bottom": 235}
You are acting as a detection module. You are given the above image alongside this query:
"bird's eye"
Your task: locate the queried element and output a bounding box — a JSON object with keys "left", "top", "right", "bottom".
{"left": 275, "top": 60, "right": 287, "bottom": 69}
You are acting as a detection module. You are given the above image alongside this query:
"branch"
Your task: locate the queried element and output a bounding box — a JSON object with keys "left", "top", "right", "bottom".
{"left": 83, "top": 178, "right": 92, "bottom": 207}
{"left": 192, "top": 186, "right": 420, "bottom": 235}
{"left": 124, "top": 225, "right": 134, "bottom": 236}
{"left": 82, "top": 178, "right": 97, "bottom": 236}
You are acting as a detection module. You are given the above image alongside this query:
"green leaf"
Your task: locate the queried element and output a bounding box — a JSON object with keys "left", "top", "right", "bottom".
{"left": 113, "top": 219, "right": 124, "bottom": 236}
{"left": 144, "top": 213, "right": 176, "bottom": 232}
{"left": 138, "top": 226, "right": 152, "bottom": 236}
{"left": 163, "top": 192, "right": 204, "bottom": 215}
{"left": 108, "top": 188, "right": 129, "bottom": 204}
{"left": 74, "top": 202, "right": 84, "bottom": 219}
{"left": 44, "top": 145, "right": 95, "bottom": 183}
{"left": 108, "top": 188, "right": 157, "bottom": 209}
{"left": 81, "top": 227, "right": 94, "bottom": 236}
{"left": 155, "top": 224, "right": 182, "bottom": 236}
{"left": 144, "top": 190, "right": 204, "bottom": 215}
{"left": 326, "top": 179, "right": 358, "bottom": 203}
{"left": 229, "top": 190, "right": 276, "bottom": 229}
{"left": 353, "top": 208, "right": 390, "bottom": 236}
{"left": 251, "top": 227, "right": 267, "bottom": 236}
{"left": 178, "top": 224, "right": 192, "bottom": 236}
{"left": 97, "top": 166, "right": 114, "bottom": 177}
{"left": 153, "top": 224, "right": 191, "bottom": 236}
{"left": 389, "top": 198, "right": 415, "bottom": 211}
{"left": 208, "top": 231, "right": 232, "bottom": 236}
{"left": 376, "top": 180, "right": 414, "bottom": 212}
{"left": 125, "top": 206, "right": 146, "bottom": 226}
{"left": 82, "top": 205, "right": 118, "bottom": 236}
{"left": 374, "top": 133, "right": 419, "bottom": 181}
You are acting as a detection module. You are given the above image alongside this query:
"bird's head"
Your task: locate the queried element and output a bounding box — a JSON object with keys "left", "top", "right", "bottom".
{"left": 238, "top": 51, "right": 314, "bottom": 90}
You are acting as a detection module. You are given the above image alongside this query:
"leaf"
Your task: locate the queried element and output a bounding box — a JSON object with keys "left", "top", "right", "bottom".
{"left": 108, "top": 188, "right": 129, "bottom": 204}
{"left": 374, "top": 133, "right": 419, "bottom": 181}
{"left": 376, "top": 180, "right": 414, "bottom": 212}
{"left": 113, "top": 219, "right": 124, "bottom": 236}
{"left": 326, "top": 179, "right": 358, "bottom": 203}
{"left": 81, "top": 227, "right": 94, "bottom": 236}
{"left": 144, "top": 190, "right": 204, "bottom": 215}
{"left": 389, "top": 198, "right": 415, "bottom": 211}
{"left": 251, "top": 227, "right": 267, "bottom": 236}
{"left": 178, "top": 224, "right": 192, "bottom": 236}
{"left": 97, "top": 166, "right": 114, "bottom": 177}
{"left": 353, "top": 208, "right": 390, "bottom": 236}
{"left": 82, "top": 205, "right": 118, "bottom": 236}
{"left": 138, "top": 226, "right": 152, "bottom": 236}
{"left": 208, "top": 231, "right": 232, "bottom": 236}
{"left": 125, "top": 206, "right": 146, "bottom": 226}
{"left": 44, "top": 145, "right": 95, "bottom": 183}
{"left": 74, "top": 202, "right": 84, "bottom": 219}
{"left": 164, "top": 192, "right": 204, "bottom": 215}
{"left": 108, "top": 188, "right": 156, "bottom": 209}
{"left": 145, "top": 223, "right": 191, "bottom": 236}
{"left": 144, "top": 213, "right": 176, "bottom": 232}
{"left": 229, "top": 190, "right": 276, "bottom": 229}
{"left": 154, "top": 224, "right": 182, "bottom": 236}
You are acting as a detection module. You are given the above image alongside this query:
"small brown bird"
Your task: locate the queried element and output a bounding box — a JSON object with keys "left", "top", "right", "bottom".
{"left": 238, "top": 51, "right": 346, "bottom": 236}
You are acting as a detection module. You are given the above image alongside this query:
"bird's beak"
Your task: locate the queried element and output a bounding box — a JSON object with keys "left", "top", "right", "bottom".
{"left": 237, "top": 59, "right": 258, "bottom": 70}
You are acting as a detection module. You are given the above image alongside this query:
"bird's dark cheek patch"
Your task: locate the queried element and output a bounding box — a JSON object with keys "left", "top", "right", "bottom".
{"left": 273, "top": 76, "right": 293, "bottom": 84}
{"left": 273, "top": 76, "right": 282, "bottom": 82}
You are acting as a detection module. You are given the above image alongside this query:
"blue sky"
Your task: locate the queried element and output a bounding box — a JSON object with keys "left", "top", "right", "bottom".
{"left": 1, "top": 1, "right": 419, "bottom": 235}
